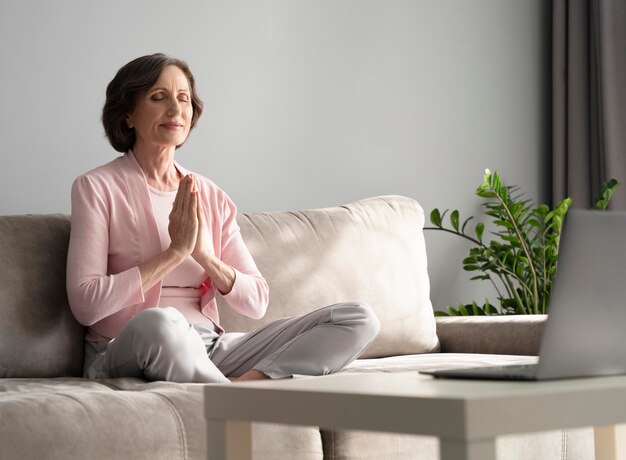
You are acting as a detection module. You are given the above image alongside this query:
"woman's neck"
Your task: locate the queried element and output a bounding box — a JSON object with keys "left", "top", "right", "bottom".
{"left": 132, "top": 144, "right": 181, "bottom": 191}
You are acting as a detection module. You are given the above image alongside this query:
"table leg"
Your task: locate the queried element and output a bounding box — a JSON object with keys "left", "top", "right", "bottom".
{"left": 595, "top": 424, "right": 626, "bottom": 460}
{"left": 206, "top": 420, "right": 252, "bottom": 460}
{"left": 440, "top": 438, "right": 496, "bottom": 460}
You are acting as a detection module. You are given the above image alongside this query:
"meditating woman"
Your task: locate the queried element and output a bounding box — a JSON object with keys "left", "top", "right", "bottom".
{"left": 66, "top": 53, "right": 380, "bottom": 383}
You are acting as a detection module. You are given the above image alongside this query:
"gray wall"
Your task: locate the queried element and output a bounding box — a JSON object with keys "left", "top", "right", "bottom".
{"left": 0, "top": 1, "right": 551, "bottom": 311}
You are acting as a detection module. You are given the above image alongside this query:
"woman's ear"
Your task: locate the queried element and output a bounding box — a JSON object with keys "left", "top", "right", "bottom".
{"left": 126, "top": 116, "right": 133, "bottom": 129}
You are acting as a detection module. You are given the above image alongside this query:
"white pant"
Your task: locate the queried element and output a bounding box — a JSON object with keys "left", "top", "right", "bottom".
{"left": 83, "top": 302, "right": 380, "bottom": 383}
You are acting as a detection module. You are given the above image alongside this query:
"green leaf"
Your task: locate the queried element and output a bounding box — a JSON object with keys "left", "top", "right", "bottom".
{"left": 476, "top": 188, "right": 496, "bottom": 198}
{"left": 594, "top": 179, "right": 620, "bottom": 210}
{"left": 500, "top": 235, "right": 521, "bottom": 245}
{"left": 430, "top": 208, "right": 442, "bottom": 227}
{"left": 484, "top": 302, "right": 495, "bottom": 315}
{"left": 493, "top": 219, "right": 514, "bottom": 230}
{"left": 535, "top": 204, "right": 550, "bottom": 218}
{"left": 476, "top": 171, "right": 497, "bottom": 198}
{"left": 463, "top": 265, "right": 480, "bottom": 271}
{"left": 450, "top": 210, "right": 460, "bottom": 232}
{"left": 475, "top": 222, "right": 485, "bottom": 242}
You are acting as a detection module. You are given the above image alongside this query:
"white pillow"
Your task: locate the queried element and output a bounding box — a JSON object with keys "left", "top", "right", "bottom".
{"left": 217, "top": 195, "right": 440, "bottom": 358}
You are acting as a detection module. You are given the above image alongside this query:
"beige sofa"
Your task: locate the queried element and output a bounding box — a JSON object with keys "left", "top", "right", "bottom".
{"left": 0, "top": 195, "right": 594, "bottom": 459}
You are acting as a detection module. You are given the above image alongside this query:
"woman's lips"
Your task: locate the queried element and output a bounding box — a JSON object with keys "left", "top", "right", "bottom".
{"left": 161, "top": 122, "right": 184, "bottom": 129}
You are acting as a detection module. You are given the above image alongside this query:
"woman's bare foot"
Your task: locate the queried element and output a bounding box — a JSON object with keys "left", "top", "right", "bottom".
{"left": 229, "top": 370, "right": 270, "bottom": 382}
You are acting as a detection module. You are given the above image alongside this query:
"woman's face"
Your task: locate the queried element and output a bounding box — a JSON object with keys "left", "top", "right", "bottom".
{"left": 128, "top": 65, "right": 193, "bottom": 151}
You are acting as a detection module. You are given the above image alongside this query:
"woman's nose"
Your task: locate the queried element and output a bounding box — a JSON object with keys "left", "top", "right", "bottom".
{"left": 167, "top": 98, "right": 181, "bottom": 115}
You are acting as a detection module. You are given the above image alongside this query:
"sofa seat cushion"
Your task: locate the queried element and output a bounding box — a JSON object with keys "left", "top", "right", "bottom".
{"left": 341, "top": 352, "right": 538, "bottom": 374}
{"left": 0, "top": 378, "right": 323, "bottom": 460}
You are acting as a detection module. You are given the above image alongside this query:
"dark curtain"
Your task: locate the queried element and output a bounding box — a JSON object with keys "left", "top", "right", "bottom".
{"left": 553, "top": 0, "right": 626, "bottom": 209}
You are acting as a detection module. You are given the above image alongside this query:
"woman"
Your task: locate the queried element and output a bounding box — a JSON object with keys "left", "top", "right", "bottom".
{"left": 67, "top": 53, "right": 380, "bottom": 383}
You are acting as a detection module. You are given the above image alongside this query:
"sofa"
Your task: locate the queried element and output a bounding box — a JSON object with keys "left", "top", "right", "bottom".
{"left": 0, "top": 195, "right": 595, "bottom": 459}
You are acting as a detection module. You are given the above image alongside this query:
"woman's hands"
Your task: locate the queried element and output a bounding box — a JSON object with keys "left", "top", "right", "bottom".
{"left": 139, "top": 173, "right": 233, "bottom": 295}
{"left": 168, "top": 174, "right": 236, "bottom": 295}
{"left": 138, "top": 174, "right": 201, "bottom": 294}
{"left": 168, "top": 174, "right": 199, "bottom": 257}
{"left": 191, "top": 183, "right": 212, "bottom": 262}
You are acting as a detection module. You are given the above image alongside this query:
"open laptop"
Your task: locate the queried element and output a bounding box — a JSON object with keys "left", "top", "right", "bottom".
{"left": 421, "top": 209, "right": 626, "bottom": 381}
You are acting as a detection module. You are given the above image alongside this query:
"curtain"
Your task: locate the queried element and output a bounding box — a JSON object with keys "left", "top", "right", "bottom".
{"left": 553, "top": 0, "right": 626, "bottom": 209}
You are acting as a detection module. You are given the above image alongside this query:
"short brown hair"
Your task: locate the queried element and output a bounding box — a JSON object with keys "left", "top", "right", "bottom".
{"left": 102, "top": 53, "right": 204, "bottom": 152}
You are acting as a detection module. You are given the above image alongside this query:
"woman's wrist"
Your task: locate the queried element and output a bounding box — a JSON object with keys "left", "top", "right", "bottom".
{"left": 192, "top": 249, "right": 213, "bottom": 269}
{"left": 166, "top": 245, "right": 190, "bottom": 263}
{"left": 195, "top": 250, "right": 235, "bottom": 295}
{"left": 139, "top": 246, "right": 188, "bottom": 293}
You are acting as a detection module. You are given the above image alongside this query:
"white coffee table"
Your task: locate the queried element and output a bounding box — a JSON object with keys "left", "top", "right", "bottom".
{"left": 204, "top": 371, "right": 626, "bottom": 460}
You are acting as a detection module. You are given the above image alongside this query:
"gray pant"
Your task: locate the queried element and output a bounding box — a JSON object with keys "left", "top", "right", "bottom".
{"left": 83, "top": 302, "right": 380, "bottom": 383}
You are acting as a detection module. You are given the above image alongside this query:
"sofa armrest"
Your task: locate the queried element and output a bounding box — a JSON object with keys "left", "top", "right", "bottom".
{"left": 435, "top": 315, "right": 547, "bottom": 356}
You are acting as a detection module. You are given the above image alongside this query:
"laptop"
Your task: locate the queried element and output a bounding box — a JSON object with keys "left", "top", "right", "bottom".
{"left": 421, "top": 209, "right": 626, "bottom": 381}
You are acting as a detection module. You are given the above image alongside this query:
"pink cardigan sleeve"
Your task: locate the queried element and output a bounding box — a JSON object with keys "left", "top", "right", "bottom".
{"left": 202, "top": 191, "right": 269, "bottom": 320}
{"left": 66, "top": 175, "right": 144, "bottom": 326}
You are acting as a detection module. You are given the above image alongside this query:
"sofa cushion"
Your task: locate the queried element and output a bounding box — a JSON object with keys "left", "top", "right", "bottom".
{"left": 0, "top": 378, "right": 323, "bottom": 460}
{"left": 340, "top": 352, "right": 538, "bottom": 374}
{"left": 436, "top": 315, "right": 547, "bottom": 356}
{"left": 217, "top": 195, "right": 440, "bottom": 358}
{"left": 0, "top": 215, "right": 84, "bottom": 378}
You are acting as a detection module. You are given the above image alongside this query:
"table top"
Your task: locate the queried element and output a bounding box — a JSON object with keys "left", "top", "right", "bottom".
{"left": 205, "top": 371, "right": 626, "bottom": 440}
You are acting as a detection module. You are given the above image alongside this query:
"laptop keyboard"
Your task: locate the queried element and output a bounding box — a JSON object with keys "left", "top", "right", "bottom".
{"left": 428, "top": 363, "right": 539, "bottom": 380}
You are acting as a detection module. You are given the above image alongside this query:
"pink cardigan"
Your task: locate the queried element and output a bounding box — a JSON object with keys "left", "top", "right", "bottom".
{"left": 66, "top": 152, "right": 269, "bottom": 341}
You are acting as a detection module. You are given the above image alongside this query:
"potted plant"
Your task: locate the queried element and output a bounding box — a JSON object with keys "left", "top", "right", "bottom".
{"left": 426, "top": 169, "right": 619, "bottom": 316}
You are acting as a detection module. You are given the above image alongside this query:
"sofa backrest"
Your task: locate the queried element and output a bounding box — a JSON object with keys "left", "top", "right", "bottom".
{"left": 0, "top": 214, "right": 84, "bottom": 378}
{"left": 0, "top": 195, "right": 439, "bottom": 377}
{"left": 218, "top": 195, "right": 439, "bottom": 358}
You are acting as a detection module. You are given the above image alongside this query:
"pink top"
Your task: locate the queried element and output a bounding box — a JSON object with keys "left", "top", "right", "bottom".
{"left": 66, "top": 151, "right": 269, "bottom": 341}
